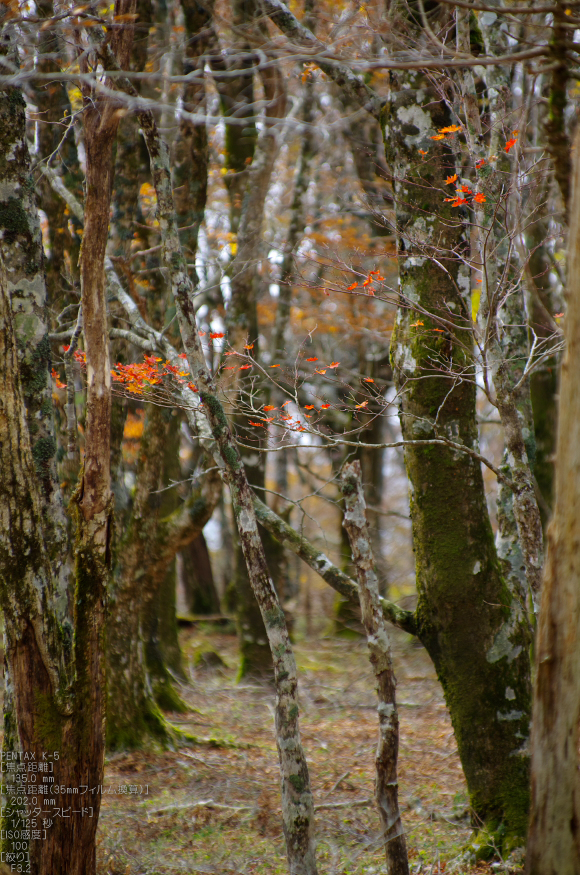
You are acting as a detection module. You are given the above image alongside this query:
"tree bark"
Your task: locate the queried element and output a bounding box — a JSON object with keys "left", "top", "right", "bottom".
{"left": 383, "top": 77, "right": 532, "bottom": 848}
{"left": 525, "top": 126, "right": 580, "bottom": 875}
{"left": 341, "top": 461, "right": 409, "bottom": 875}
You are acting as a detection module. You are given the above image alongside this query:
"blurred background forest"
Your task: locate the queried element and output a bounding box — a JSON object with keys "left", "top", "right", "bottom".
{"left": 0, "top": 0, "right": 578, "bottom": 872}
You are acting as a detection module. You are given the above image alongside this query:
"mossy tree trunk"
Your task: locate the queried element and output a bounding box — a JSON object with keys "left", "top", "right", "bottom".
{"left": 107, "top": 404, "right": 221, "bottom": 749}
{"left": 383, "top": 78, "right": 533, "bottom": 848}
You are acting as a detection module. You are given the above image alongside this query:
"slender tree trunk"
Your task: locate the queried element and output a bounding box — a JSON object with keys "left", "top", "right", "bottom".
{"left": 525, "top": 127, "right": 580, "bottom": 875}
{"left": 341, "top": 461, "right": 409, "bottom": 875}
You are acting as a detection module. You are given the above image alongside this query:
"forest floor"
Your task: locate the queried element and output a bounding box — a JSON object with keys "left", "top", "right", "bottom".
{"left": 96, "top": 626, "right": 524, "bottom": 875}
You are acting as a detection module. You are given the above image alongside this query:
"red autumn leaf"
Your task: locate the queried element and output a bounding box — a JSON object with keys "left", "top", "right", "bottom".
{"left": 210, "top": 332, "right": 225, "bottom": 339}
{"left": 473, "top": 192, "right": 486, "bottom": 204}
{"left": 264, "top": 405, "right": 277, "bottom": 411}
{"left": 187, "top": 382, "right": 198, "bottom": 391}
{"left": 239, "top": 364, "right": 251, "bottom": 370}
{"left": 62, "top": 344, "right": 71, "bottom": 352}
{"left": 281, "top": 400, "right": 291, "bottom": 407}
{"left": 320, "top": 403, "right": 330, "bottom": 409}
{"left": 249, "top": 421, "right": 264, "bottom": 427}
{"left": 224, "top": 350, "right": 239, "bottom": 356}
{"left": 306, "top": 357, "right": 318, "bottom": 361}
{"left": 304, "top": 405, "right": 315, "bottom": 409}
{"left": 475, "top": 159, "right": 486, "bottom": 169}
{"left": 263, "top": 417, "right": 275, "bottom": 422}
{"left": 199, "top": 331, "right": 206, "bottom": 336}
{"left": 51, "top": 368, "right": 66, "bottom": 389}
{"left": 505, "top": 137, "right": 517, "bottom": 152}
{"left": 223, "top": 366, "right": 235, "bottom": 370}
{"left": 178, "top": 353, "right": 187, "bottom": 359}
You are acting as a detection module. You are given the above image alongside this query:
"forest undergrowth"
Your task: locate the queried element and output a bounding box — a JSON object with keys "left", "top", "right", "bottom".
{"left": 75, "top": 627, "right": 524, "bottom": 875}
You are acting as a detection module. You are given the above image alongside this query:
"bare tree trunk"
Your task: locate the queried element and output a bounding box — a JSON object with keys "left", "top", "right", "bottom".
{"left": 525, "top": 127, "right": 580, "bottom": 875}
{"left": 341, "top": 461, "right": 409, "bottom": 875}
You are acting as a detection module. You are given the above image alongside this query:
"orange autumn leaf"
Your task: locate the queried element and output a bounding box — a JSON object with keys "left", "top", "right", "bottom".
{"left": 210, "top": 332, "right": 225, "bottom": 339}
{"left": 355, "top": 400, "right": 369, "bottom": 409}
{"left": 244, "top": 343, "right": 254, "bottom": 350}
{"left": 452, "top": 198, "right": 468, "bottom": 207}
{"left": 431, "top": 134, "right": 445, "bottom": 141}
{"left": 304, "top": 405, "right": 315, "bottom": 410}
{"left": 306, "top": 357, "right": 318, "bottom": 361}
{"left": 51, "top": 368, "right": 66, "bottom": 389}
{"left": 432, "top": 328, "right": 444, "bottom": 333}
{"left": 281, "top": 401, "right": 292, "bottom": 407}
{"left": 411, "top": 320, "right": 424, "bottom": 327}
{"left": 178, "top": 353, "right": 187, "bottom": 359}
{"left": 320, "top": 403, "right": 330, "bottom": 409}
{"left": 187, "top": 382, "right": 198, "bottom": 391}
{"left": 347, "top": 283, "right": 358, "bottom": 290}
{"left": 505, "top": 137, "right": 517, "bottom": 152}
{"left": 329, "top": 362, "right": 340, "bottom": 368}
{"left": 239, "top": 364, "right": 251, "bottom": 370}
{"left": 223, "top": 366, "right": 235, "bottom": 370}
{"left": 199, "top": 331, "right": 206, "bottom": 336}
{"left": 418, "top": 149, "right": 428, "bottom": 158}
{"left": 263, "top": 417, "right": 275, "bottom": 422}
{"left": 270, "top": 364, "right": 280, "bottom": 368}
{"left": 263, "top": 405, "right": 277, "bottom": 411}
{"left": 224, "top": 350, "right": 239, "bottom": 356}
{"left": 315, "top": 369, "right": 327, "bottom": 375}
{"left": 249, "top": 421, "right": 264, "bottom": 427}
{"left": 363, "top": 378, "right": 374, "bottom": 383}
{"left": 445, "top": 174, "right": 458, "bottom": 185}
{"left": 363, "top": 278, "right": 372, "bottom": 287}
{"left": 475, "top": 159, "right": 486, "bottom": 169}
{"left": 473, "top": 192, "right": 486, "bottom": 203}
{"left": 438, "top": 124, "right": 462, "bottom": 134}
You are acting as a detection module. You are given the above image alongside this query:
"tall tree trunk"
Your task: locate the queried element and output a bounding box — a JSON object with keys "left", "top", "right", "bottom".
{"left": 383, "top": 77, "right": 532, "bottom": 848}
{"left": 525, "top": 127, "right": 580, "bottom": 875}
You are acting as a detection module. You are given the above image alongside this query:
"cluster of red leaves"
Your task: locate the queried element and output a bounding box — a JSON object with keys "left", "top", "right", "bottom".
{"left": 444, "top": 177, "right": 486, "bottom": 208}
{"left": 52, "top": 350, "right": 199, "bottom": 397}
{"left": 347, "top": 269, "right": 384, "bottom": 295}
